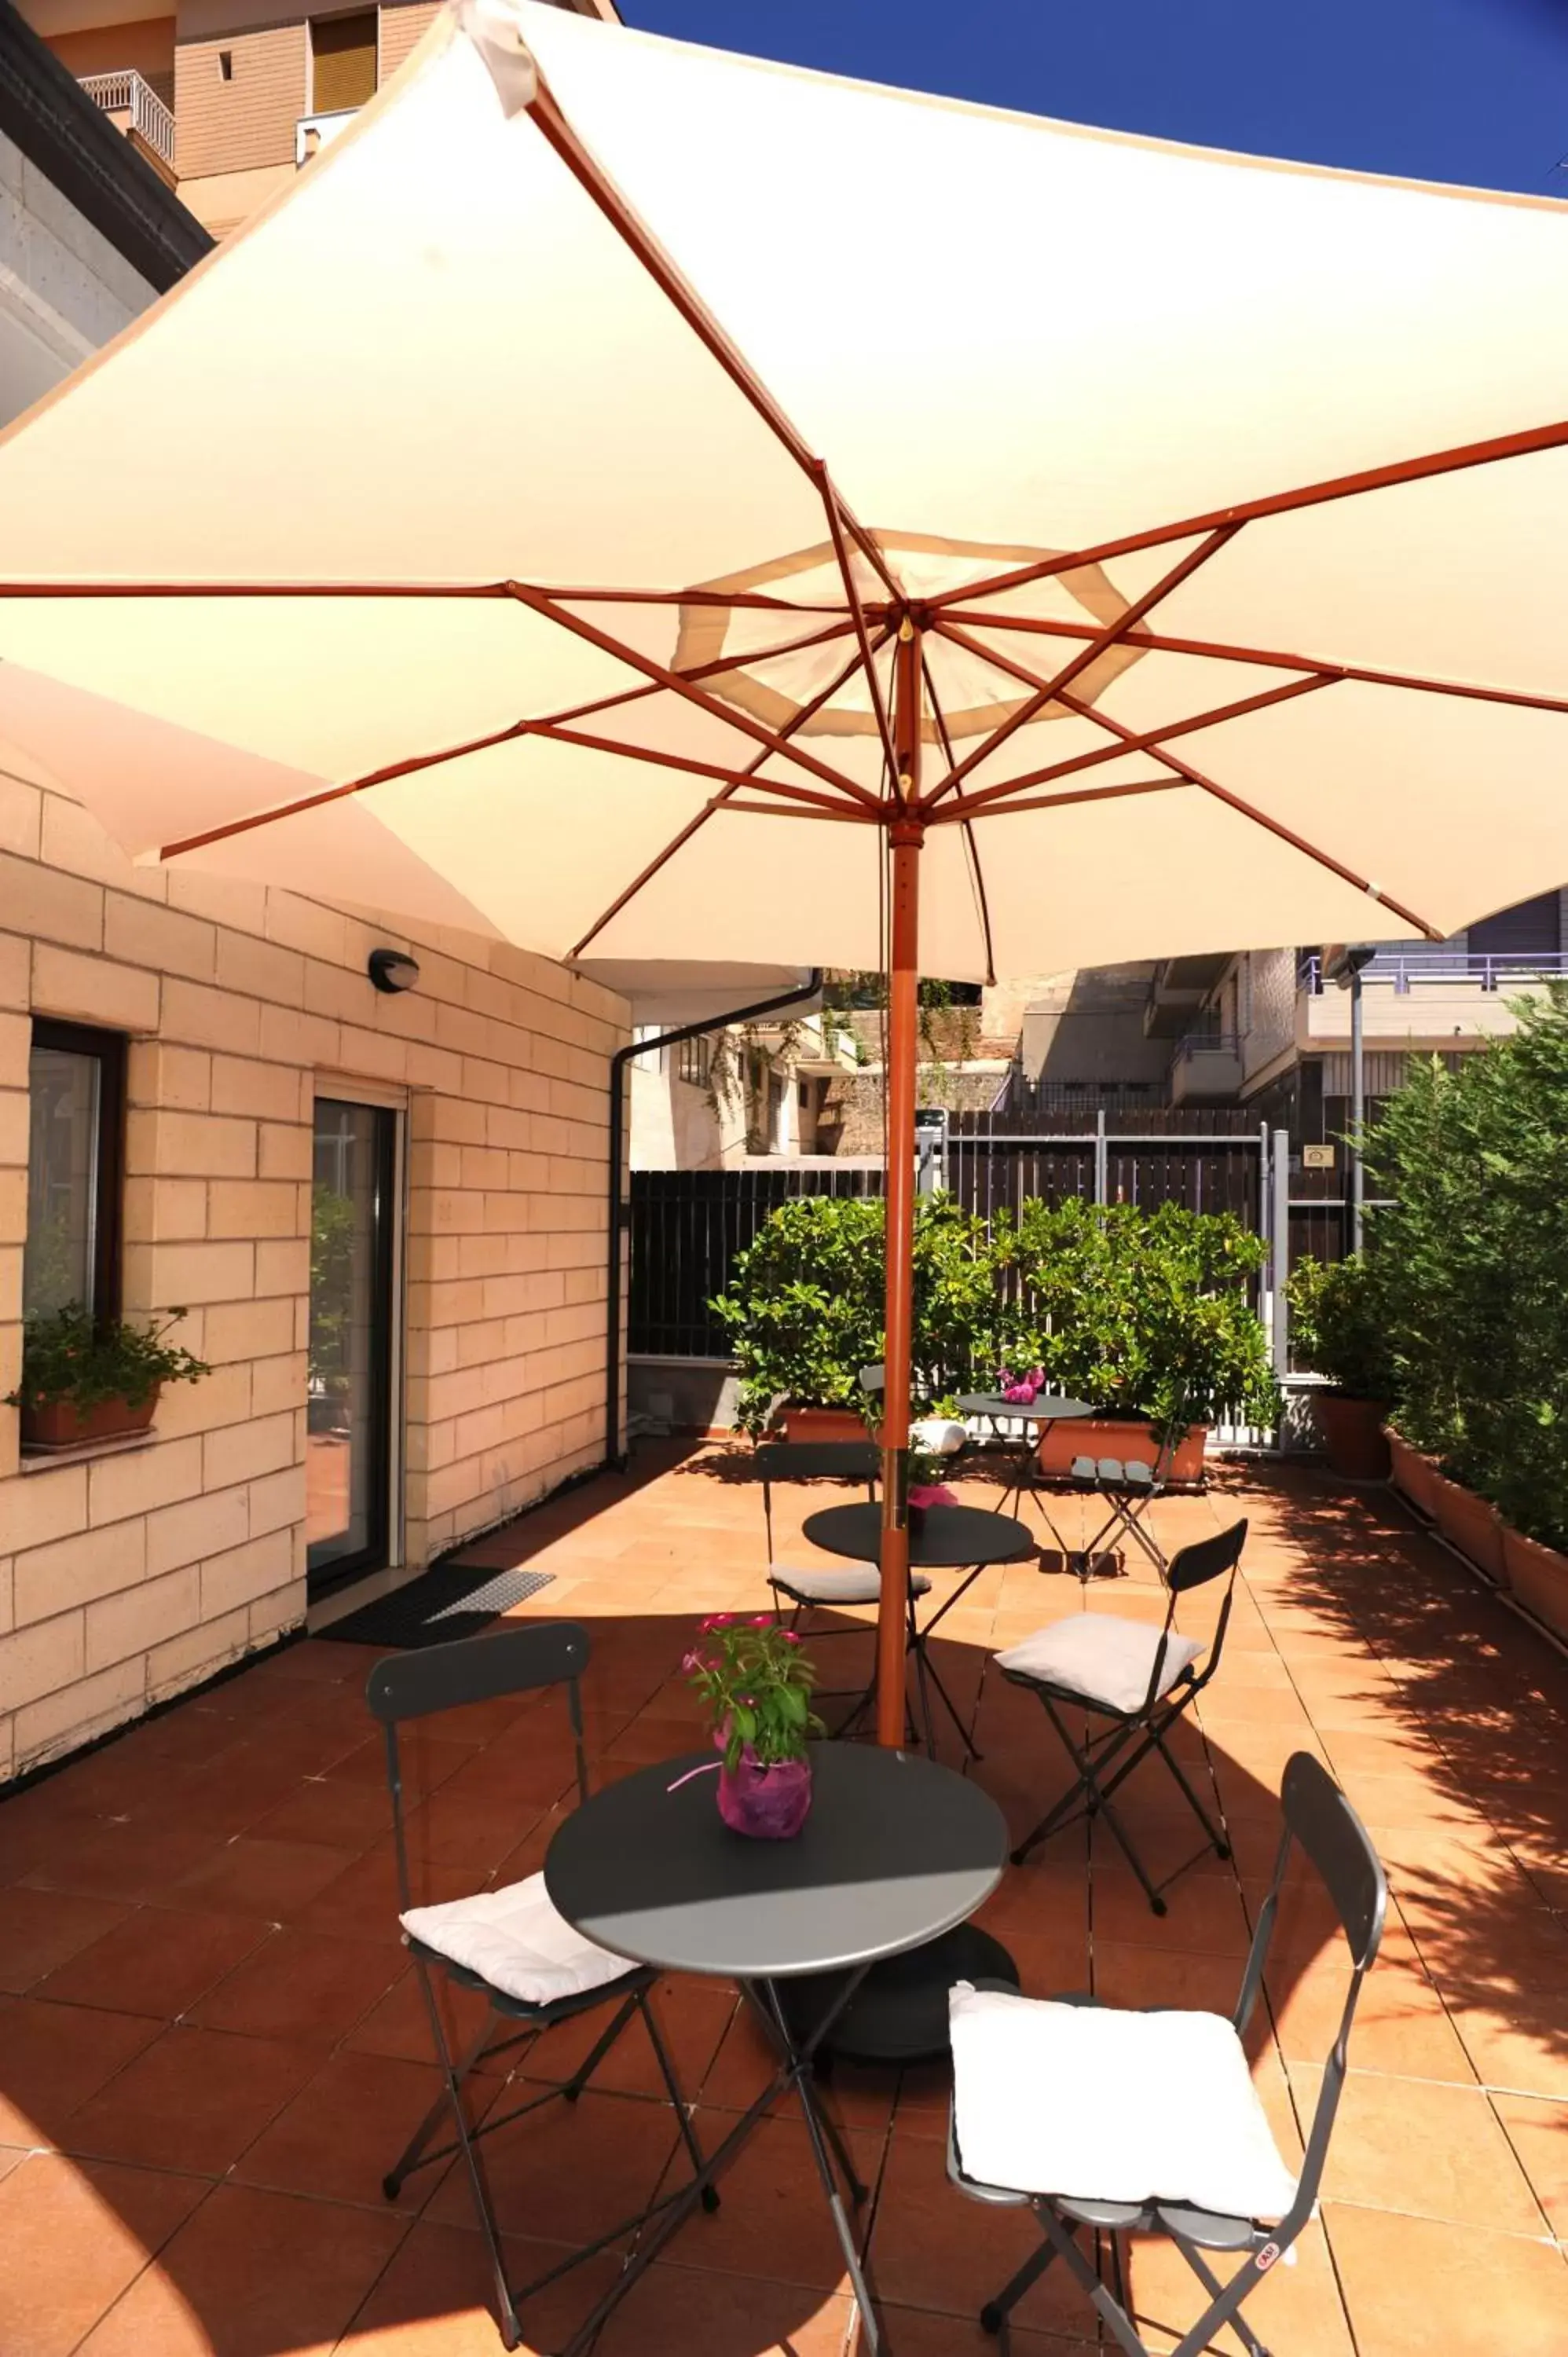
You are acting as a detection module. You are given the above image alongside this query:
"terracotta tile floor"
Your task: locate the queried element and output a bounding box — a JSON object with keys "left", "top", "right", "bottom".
{"left": 3, "top": 1444, "right": 1568, "bottom": 2356}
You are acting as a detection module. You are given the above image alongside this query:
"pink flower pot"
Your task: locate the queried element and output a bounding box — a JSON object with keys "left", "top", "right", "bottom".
{"left": 1430, "top": 1472, "right": 1506, "bottom": 1583}
{"left": 717, "top": 1749, "right": 813, "bottom": 1840}
{"left": 1501, "top": 1525, "right": 1568, "bottom": 1639}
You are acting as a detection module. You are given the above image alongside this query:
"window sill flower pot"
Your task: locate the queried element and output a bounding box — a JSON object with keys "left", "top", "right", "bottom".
{"left": 717, "top": 1748, "right": 813, "bottom": 1839}
{"left": 20, "top": 1390, "right": 159, "bottom": 1453}
{"left": 1036, "top": 1417, "right": 1206, "bottom": 1487}
{"left": 781, "top": 1405, "right": 870, "bottom": 1444}
{"left": 1501, "top": 1525, "right": 1568, "bottom": 1639}
{"left": 1385, "top": 1428, "right": 1442, "bottom": 1519}
{"left": 1316, "top": 1395, "right": 1392, "bottom": 1480}
{"left": 1429, "top": 1470, "right": 1506, "bottom": 1583}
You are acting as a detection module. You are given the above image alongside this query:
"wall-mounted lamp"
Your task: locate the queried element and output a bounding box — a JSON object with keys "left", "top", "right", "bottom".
{"left": 368, "top": 948, "right": 420, "bottom": 995}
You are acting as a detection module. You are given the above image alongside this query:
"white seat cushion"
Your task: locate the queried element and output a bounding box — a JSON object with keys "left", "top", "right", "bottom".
{"left": 912, "top": 1417, "right": 968, "bottom": 1457}
{"left": 770, "top": 1566, "right": 932, "bottom": 1604}
{"left": 995, "top": 1614, "right": 1203, "bottom": 1712}
{"left": 401, "top": 1871, "right": 632, "bottom": 2008}
{"left": 950, "top": 1983, "right": 1299, "bottom": 2223}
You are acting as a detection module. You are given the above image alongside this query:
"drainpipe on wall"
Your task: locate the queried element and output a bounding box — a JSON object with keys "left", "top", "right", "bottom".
{"left": 603, "top": 970, "right": 824, "bottom": 1473}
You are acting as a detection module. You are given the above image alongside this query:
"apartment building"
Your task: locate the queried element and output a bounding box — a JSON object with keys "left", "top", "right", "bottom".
{"left": 22, "top": 0, "right": 614, "bottom": 236}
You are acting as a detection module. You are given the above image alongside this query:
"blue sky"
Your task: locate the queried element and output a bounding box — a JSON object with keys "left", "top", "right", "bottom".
{"left": 623, "top": 1, "right": 1568, "bottom": 196}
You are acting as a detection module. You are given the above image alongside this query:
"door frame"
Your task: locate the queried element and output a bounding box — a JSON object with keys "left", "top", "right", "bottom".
{"left": 308, "top": 1073, "right": 408, "bottom": 1592}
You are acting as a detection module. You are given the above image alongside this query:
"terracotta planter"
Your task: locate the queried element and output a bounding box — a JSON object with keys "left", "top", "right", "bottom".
{"left": 1036, "top": 1417, "right": 1206, "bottom": 1486}
{"left": 1386, "top": 1429, "right": 1442, "bottom": 1519}
{"left": 781, "top": 1406, "right": 870, "bottom": 1444}
{"left": 20, "top": 1388, "right": 159, "bottom": 1453}
{"left": 1316, "top": 1395, "right": 1392, "bottom": 1481}
{"left": 1429, "top": 1470, "right": 1506, "bottom": 1582}
{"left": 1502, "top": 1524, "right": 1568, "bottom": 1640}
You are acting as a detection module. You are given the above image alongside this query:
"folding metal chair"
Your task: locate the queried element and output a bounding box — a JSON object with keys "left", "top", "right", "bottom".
{"left": 996, "top": 1519, "right": 1247, "bottom": 1912}
{"left": 949, "top": 1750, "right": 1387, "bottom": 2357}
{"left": 1066, "top": 1419, "right": 1187, "bottom": 1581}
{"left": 367, "top": 1622, "right": 717, "bottom": 2354}
{"left": 757, "top": 1440, "right": 932, "bottom": 1745}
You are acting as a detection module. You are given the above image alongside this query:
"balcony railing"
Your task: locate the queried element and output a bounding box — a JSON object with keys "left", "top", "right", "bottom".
{"left": 79, "top": 70, "right": 175, "bottom": 168}
{"left": 1171, "top": 1030, "right": 1240, "bottom": 1065}
{"left": 1299, "top": 949, "right": 1568, "bottom": 995}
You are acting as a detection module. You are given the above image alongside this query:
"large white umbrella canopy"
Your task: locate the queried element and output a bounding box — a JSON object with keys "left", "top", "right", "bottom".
{"left": 0, "top": 0, "right": 1566, "bottom": 970}
{"left": 4, "top": 0, "right": 1568, "bottom": 1745}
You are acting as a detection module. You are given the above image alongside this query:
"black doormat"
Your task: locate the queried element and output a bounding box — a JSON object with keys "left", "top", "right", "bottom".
{"left": 321, "top": 1563, "right": 555, "bottom": 1650}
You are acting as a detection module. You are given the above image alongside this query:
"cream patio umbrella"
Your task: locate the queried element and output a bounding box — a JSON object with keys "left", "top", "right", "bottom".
{"left": 2, "top": 0, "right": 1568, "bottom": 1743}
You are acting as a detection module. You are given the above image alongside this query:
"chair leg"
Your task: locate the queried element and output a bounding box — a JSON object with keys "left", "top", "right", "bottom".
{"left": 408, "top": 1957, "right": 522, "bottom": 2349}
{"left": 559, "top": 1989, "right": 639, "bottom": 2102}
{"left": 978, "top": 2228, "right": 1062, "bottom": 2335}
{"left": 383, "top": 2000, "right": 501, "bottom": 2198}
{"left": 1171, "top": 2230, "right": 1273, "bottom": 2357}
{"left": 636, "top": 1984, "right": 721, "bottom": 2213}
{"left": 1038, "top": 2206, "right": 1153, "bottom": 2357}
{"left": 1150, "top": 1728, "right": 1231, "bottom": 1860}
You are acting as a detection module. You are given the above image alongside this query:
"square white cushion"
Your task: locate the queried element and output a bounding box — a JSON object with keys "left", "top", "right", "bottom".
{"left": 770, "top": 1567, "right": 932, "bottom": 1603}
{"left": 950, "top": 1984, "right": 1299, "bottom": 2223}
{"left": 995, "top": 1614, "right": 1203, "bottom": 1712}
{"left": 401, "top": 1871, "right": 632, "bottom": 2007}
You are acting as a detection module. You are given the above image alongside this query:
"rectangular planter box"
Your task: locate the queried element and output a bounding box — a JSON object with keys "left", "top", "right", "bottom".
{"left": 1502, "top": 1524, "right": 1568, "bottom": 1641}
{"left": 781, "top": 1406, "right": 872, "bottom": 1444}
{"left": 1385, "top": 1428, "right": 1442, "bottom": 1520}
{"left": 1036, "top": 1417, "right": 1206, "bottom": 1487}
{"left": 20, "top": 1389, "right": 159, "bottom": 1453}
{"left": 1428, "top": 1468, "right": 1506, "bottom": 1584}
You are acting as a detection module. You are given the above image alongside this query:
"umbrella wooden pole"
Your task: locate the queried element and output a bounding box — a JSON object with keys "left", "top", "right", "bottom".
{"left": 877, "top": 627, "right": 924, "bottom": 1747}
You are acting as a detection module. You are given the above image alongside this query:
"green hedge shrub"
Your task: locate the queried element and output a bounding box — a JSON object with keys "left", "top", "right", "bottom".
{"left": 1365, "top": 984, "right": 1568, "bottom": 1549}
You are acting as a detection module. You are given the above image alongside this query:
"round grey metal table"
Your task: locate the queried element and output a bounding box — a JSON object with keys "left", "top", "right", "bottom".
{"left": 546, "top": 1740, "right": 1006, "bottom": 2355}
{"left": 955, "top": 1391, "right": 1097, "bottom": 1532}
{"left": 803, "top": 1500, "right": 1035, "bottom": 1759}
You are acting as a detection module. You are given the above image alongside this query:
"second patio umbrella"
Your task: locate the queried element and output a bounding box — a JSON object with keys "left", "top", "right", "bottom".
{"left": 2, "top": 0, "right": 1568, "bottom": 1740}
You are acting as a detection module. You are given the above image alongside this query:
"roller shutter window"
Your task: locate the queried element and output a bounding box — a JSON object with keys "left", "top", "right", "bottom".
{"left": 311, "top": 11, "right": 376, "bottom": 113}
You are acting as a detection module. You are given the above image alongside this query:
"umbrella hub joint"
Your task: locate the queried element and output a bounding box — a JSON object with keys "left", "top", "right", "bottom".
{"left": 888, "top": 814, "right": 925, "bottom": 849}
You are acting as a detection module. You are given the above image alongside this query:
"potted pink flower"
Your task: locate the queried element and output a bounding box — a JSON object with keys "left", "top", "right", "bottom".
{"left": 683, "top": 1615, "right": 823, "bottom": 1839}
{"left": 907, "top": 1442, "right": 958, "bottom": 1537}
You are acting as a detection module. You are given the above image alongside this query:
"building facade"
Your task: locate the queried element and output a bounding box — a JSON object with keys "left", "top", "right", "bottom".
{"left": 0, "top": 2, "right": 629, "bottom": 1786}
{"left": 22, "top": 0, "right": 614, "bottom": 237}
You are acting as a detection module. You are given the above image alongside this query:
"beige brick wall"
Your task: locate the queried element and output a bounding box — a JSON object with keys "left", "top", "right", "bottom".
{"left": 0, "top": 761, "right": 626, "bottom": 1786}
{"left": 379, "top": 0, "right": 440, "bottom": 81}
{"left": 175, "top": 23, "right": 306, "bottom": 181}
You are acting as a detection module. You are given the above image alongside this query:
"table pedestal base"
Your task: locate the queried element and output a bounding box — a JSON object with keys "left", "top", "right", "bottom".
{"left": 777, "top": 1924, "right": 1020, "bottom": 2066}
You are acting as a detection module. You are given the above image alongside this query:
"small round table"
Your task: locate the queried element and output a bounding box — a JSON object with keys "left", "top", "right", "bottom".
{"left": 546, "top": 1740, "right": 1007, "bottom": 2357}
{"left": 955, "top": 1391, "right": 1096, "bottom": 1530}
{"left": 802, "top": 1500, "right": 1035, "bottom": 1760}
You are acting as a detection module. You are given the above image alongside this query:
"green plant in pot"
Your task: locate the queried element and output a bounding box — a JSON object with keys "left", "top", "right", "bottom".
{"left": 683, "top": 1614, "right": 822, "bottom": 1838}
{"left": 713, "top": 1193, "right": 997, "bottom": 1439}
{"left": 6, "top": 1303, "right": 211, "bottom": 1452}
{"left": 994, "top": 1200, "right": 1278, "bottom": 1475}
{"left": 1286, "top": 1254, "right": 1398, "bottom": 1479}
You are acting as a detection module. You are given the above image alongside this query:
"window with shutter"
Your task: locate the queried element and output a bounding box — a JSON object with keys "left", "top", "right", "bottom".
{"left": 1468, "top": 890, "right": 1562, "bottom": 962}
{"left": 310, "top": 11, "right": 376, "bottom": 113}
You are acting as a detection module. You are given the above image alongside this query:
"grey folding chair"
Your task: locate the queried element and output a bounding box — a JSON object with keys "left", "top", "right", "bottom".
{"left": 949, "top": 1750, "right": 1387, "bottom": 2357}
{"left": 756, "top": 1439, "right": 936, "bottom": 1747}
{"left": 1066, "top": 1418, "right": 1188, "bottom": 1581}
{"left": 996, "top": 1519, "right": 1247, "bottom": 1912}
{"left": 367, "top": 1622, "right": 717, "bottom": 2353}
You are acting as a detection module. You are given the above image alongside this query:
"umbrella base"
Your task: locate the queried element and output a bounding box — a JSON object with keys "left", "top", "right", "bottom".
{"left": 775, "top": 1924, "right": 1019, "bottom": 2066}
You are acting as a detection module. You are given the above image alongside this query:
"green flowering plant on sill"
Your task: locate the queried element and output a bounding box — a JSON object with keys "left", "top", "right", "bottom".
{"left": 5, "top": 1303, "right": 211, "bottom": 1413}
{"left": 683, "top": 1614, "right": 824, "bottom": 1769}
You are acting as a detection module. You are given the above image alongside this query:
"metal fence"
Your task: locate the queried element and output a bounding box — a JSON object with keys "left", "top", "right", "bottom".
{"left": 628, "top": 1112, "right": 1288, "bottom": 1360}
{"left": 628, "top": 1164, "right": 882, "bottom": 1358}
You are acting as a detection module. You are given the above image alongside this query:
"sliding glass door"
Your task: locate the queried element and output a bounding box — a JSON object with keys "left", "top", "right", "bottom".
{"left": 307, "top": 1097, "right": 397, "bottom": 1596}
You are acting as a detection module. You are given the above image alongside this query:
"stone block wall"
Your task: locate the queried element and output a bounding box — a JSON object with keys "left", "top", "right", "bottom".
{"left": 0, "top": 756, "right": 625, "bottom": 1783}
